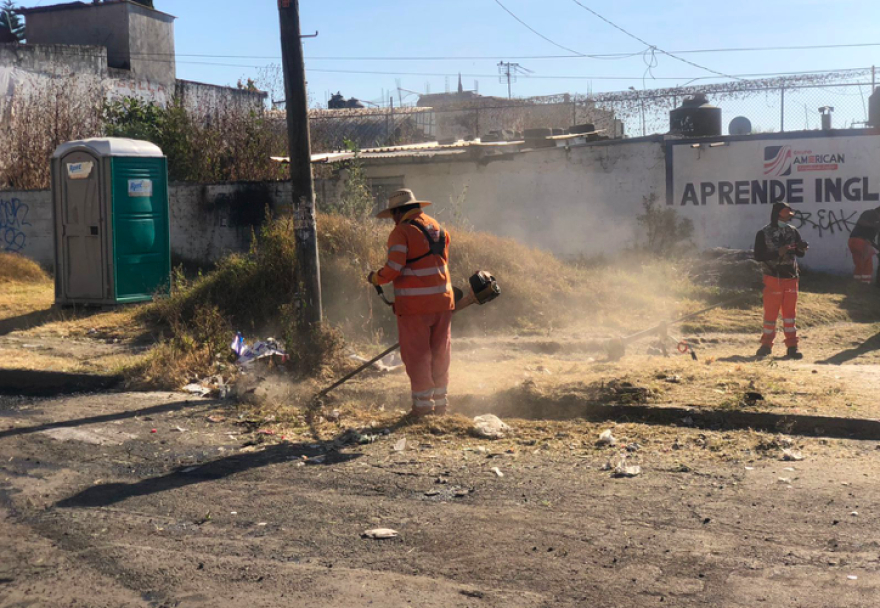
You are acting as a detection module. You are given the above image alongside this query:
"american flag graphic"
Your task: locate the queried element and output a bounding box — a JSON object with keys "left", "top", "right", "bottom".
{"left": 764, "top": 145, "right": 793, "bottom": 176}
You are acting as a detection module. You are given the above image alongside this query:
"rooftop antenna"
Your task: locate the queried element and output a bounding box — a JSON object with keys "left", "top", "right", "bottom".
{"left": 498, "top": 61, "right": 533, "bottom": 99}
{"left": 474, "top": 80, "right": 479, "bottom": 94}
{"left": 395, "top": 78, "right": 403, "bottom": 107}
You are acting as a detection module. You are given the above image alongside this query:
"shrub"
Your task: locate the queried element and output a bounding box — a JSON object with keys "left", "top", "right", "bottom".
{"left": 636, "top": 193, "right": 694, "bottom": 255}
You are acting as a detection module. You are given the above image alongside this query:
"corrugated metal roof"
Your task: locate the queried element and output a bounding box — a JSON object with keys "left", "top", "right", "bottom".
{"left": 273, "top": 138, "right": 526, "bottom": 164}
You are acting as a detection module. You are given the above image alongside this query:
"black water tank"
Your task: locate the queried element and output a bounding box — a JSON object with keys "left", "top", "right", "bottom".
{"left": 670, "top": 94, "right": 722, "bottom": 137}
{"left": 869, "top": 87, "right": 880, "bottom": 128}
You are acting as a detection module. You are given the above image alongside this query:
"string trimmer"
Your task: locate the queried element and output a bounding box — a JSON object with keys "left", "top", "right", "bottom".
{"left": 311, "top": 271, "right": 500, "bottom": 403}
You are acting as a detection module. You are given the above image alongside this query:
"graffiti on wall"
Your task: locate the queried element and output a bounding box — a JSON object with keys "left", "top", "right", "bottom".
{"left": 0, "top": 198, "right": 31, "bottom": 252}
{"left": 792, "top": 208, "right": 858, "bottom": 239}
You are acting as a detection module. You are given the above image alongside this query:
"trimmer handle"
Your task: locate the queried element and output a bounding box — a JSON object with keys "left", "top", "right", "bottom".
{"left": 374, "top": 284, "right": 393, "bottom": 307}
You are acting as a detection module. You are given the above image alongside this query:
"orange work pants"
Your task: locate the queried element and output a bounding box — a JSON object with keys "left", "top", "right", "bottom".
{"left": 848, "top": 237, "right": 875, "bottom": 284}
{"left": 761, "top": 276, "right": 799, "bottom": 348}
{"left": 397, "top": 310, "right": 452, "bottom": 410}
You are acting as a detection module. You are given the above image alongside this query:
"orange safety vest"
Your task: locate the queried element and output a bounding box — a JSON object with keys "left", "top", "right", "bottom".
{"left": 373, "top": 210, "right": 454, "bottom": 316}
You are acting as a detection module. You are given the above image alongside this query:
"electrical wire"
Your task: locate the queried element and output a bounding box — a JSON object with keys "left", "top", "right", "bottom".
{"left": 74, "top": 41, "right": 880, "bottom": 61}
{"left": 492, "top": 0, "right": 586, "bottom": 57}
{"left": 26, "top": 46, "right": 875, "bottom": 86}
{"left": 567, "top": 0, "right": 744, "bottom": 82}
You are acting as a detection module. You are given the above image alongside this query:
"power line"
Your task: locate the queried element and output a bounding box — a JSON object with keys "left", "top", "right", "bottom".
{"left": 86, "top": 40, "right": 880, "bottom": 61}
{"left": 25, "top": 46, "right": 875, "bottom": 86}
{"left": 567, "top": 0, "right": 744, "bottom": 82}
{"left": 492, "top": 0, "right": 586, "bottom": 57}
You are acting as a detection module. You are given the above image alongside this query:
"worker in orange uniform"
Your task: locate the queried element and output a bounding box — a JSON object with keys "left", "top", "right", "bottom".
{"left": 368, "top": 189, "right": 455, "bottom": 417}
{"left": 848, "top": 206, "right": 880, "bottom": 284}
{"left": 753, "top": 202, "right": 809, "bottom": 360}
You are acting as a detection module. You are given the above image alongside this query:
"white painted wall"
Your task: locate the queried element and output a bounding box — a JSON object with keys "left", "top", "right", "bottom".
{"left": 361, "top": 132, "right": 880, "bottom": 274}
{"left": 668, "top": 133, "right": 880, "bottom": 274}
{"left": 362, "top": 138, "right": 666, "bottom": 259}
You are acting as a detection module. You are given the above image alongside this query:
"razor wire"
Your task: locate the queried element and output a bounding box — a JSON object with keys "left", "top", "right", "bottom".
{"left": 307, "top": 70, "right": 877, "bottom": 152}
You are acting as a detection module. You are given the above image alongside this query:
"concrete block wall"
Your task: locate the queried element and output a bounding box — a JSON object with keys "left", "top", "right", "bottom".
{"left": 3, "top": 179, "right": 343, "bottom": 270}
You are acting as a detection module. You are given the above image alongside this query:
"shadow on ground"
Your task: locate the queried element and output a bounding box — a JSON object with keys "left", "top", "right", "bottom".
{"left": 56, "top": 438, "right": 362, "bottom": 509}
{"left": 0, "top": 308, "right": 58, "bottom": 337}
{"left": 454, "top": 383, "right": 880, "bottom": 441}
{"left": 817, "top": 329, "right": 880, "bottom": 365}
{"left": 0, "top": 398, "right": 214, "bottom": 440}
{"left": 0, "top": 370, "right": 123, "bottom": 397}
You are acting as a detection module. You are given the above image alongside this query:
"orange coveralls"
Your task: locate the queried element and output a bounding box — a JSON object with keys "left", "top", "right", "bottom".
{"left": 849, "top": 237, "right": 875, "bottom": 284}
{"left": 372, "top": 210, "right": 454, "bottom": 412}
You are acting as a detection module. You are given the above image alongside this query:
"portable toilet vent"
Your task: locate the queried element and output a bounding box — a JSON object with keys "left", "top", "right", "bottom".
{"left": 52, "top": 138, "right": 171, "bottom": 306}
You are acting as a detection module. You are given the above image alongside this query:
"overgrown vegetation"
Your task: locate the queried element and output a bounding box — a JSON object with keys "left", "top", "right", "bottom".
{"left": 103, "top": 97, "right": 287, "bottom": 182}
{"left": 0, "top": 252, "right": 48, "bottom": 283}
{"left": 0, "top": 79, "right": 104, "bottom": 190}
{"left": 636, "top": 193, "right": 695, "bottom": 255}
{"left": 323, "top": 141, "right": 374, "bottom": 219}
{"left": 0, "top": 1, "right": 23, "bottom": 42}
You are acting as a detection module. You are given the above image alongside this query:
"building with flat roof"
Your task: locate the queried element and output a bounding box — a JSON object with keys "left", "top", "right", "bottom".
{"left": 20, "top": 0, "right": 176, "bottom": 85}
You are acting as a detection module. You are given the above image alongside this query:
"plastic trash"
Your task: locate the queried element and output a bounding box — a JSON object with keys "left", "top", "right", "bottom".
{"left": 596, "top": 429, "right": 617, "bottom": 447}
{"left": 781, "top": 449, "right": 804, "bottom": 461}
{"left": 607, "top": 453, "right": 641, "bottom": 478}
{"left": 363, "top": 528, "right": 399, "bottom": 539}
{"left": 472, "top": 415, "right": 510, "bottom": 440}
{"left": 231, "top": 332, "right": 288, "bottom": 368}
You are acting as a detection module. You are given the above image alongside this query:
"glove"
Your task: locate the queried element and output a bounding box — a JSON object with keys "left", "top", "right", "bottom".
{"left": 366, "top": 271, "right": 378, "bottom": 285}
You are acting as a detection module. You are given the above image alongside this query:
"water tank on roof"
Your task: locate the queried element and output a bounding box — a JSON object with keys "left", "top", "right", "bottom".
{"left": 669, "top": 94, "right": 722, "bottom": 137}
{"left": 869, "top": 87, "right": 880, "bottom": 128}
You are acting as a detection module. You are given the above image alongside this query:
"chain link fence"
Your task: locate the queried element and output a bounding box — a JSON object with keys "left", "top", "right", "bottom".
{"left": 307, "top": 68, "right": 877, "bottom": 150}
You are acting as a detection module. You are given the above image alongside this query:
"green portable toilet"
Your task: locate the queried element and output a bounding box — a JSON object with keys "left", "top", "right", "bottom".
{"left": 52, "top": 138, "right": 171, "bottom": 306}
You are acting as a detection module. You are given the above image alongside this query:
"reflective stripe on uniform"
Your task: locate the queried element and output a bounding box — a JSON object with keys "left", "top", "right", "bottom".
{"left": 389, "top": 245, "right": 408, "bottom": 254}
{"left": 395, "top": 284, "right": 452, "bottom": 297}
{"left": 387, "top": 260, "right": 404, "bottom": 271}
{"left": 412, "top": 389, "right": 434, "bottom": 399}
{"left": 782, "top": 318, "right": 796, "bottom": 324}
{"left": 401, "top": 265, "right": 447, "bottom": 277}
{"left": 763, "top": 328, "right": 775, "bottom": 334}
{"left": 783, "top": 327, "right": 797, "bottom": 333}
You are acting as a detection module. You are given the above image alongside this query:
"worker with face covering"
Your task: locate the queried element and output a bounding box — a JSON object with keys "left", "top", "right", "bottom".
{"left": 368, "top": 189, "right": 455, "bottom": 417}
{"left": 753, "top": 202, "right": 809, "bottom": 359}
{"left": 848, "top": 206, "right": 880, "bottom": 284}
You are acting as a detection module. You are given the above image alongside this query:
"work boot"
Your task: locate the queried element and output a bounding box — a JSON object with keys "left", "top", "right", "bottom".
{"left": 408, "top": 404, "right": 434, "bottom": 419}
{"left": 786, "top": 346, "right": 804, "bottom": 360}
{"left": 756, "top": 345, "right": 772, "bottom": 358}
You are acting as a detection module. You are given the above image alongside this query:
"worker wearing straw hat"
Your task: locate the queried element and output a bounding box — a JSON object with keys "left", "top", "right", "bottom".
{"left": 368, "top": 189, "right": 455, "bottom": 417}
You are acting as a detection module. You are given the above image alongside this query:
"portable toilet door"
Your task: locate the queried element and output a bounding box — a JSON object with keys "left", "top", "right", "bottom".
{"left": 52, "top": 138, "right": 170, "bottom": 306}
{"left": 53, "top": 145, "right": 105, "bottom": 304}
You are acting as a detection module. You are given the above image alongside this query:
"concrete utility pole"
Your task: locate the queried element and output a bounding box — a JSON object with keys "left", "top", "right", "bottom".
{"left": 278, "top": 0, "right": 322, "bottom": 326}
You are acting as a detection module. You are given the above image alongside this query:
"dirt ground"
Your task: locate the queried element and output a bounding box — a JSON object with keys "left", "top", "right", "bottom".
{"left": 4, "top": 316, "right": 880, "bottom": 606}
{"left": 4, "top": 275, "right": 880, "bottom": 606}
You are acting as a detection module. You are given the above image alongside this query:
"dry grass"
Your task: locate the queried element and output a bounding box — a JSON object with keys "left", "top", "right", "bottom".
{"left": 0, "top": 252, "right": 50, "bottom": 284}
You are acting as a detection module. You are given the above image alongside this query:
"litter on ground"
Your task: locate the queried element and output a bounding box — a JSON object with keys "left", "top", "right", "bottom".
{"left": 472, "top": 414, "right": 510, "bottom": 440}
{"left": 363, "top": 528, "right": 399, "bottom": 539}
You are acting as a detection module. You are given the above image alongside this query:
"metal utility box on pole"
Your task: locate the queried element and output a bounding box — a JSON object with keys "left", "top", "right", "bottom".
{"left": 278, "top": 0, "right": 322, "bottom": 325}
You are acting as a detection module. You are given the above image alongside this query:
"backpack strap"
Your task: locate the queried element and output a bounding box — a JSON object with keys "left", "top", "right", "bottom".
{"left": 405, "top": 220, "right": 447, "bottom": 264}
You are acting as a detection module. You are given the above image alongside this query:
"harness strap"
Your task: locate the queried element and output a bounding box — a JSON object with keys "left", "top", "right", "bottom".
{"left": 405, "top": 220, "right": 447, "bottom": 264}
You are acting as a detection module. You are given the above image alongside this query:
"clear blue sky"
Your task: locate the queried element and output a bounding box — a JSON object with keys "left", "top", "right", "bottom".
{"left": 156, "top": 1, "right": 880, "bottom": 106}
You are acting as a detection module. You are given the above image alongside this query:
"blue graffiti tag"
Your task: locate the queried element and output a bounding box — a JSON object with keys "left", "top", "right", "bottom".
{"left": 0, "top": 198, "right": 31, "bottom": 252}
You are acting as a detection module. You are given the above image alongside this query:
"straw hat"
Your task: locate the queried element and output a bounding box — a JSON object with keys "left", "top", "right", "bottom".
{"left": 376, "top": 188, "right": 431, "bottom": 219}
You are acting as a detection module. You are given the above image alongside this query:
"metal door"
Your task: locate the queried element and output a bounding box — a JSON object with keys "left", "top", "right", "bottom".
{"left": 60, "top": 151, "right": 104, "bottom": 300}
